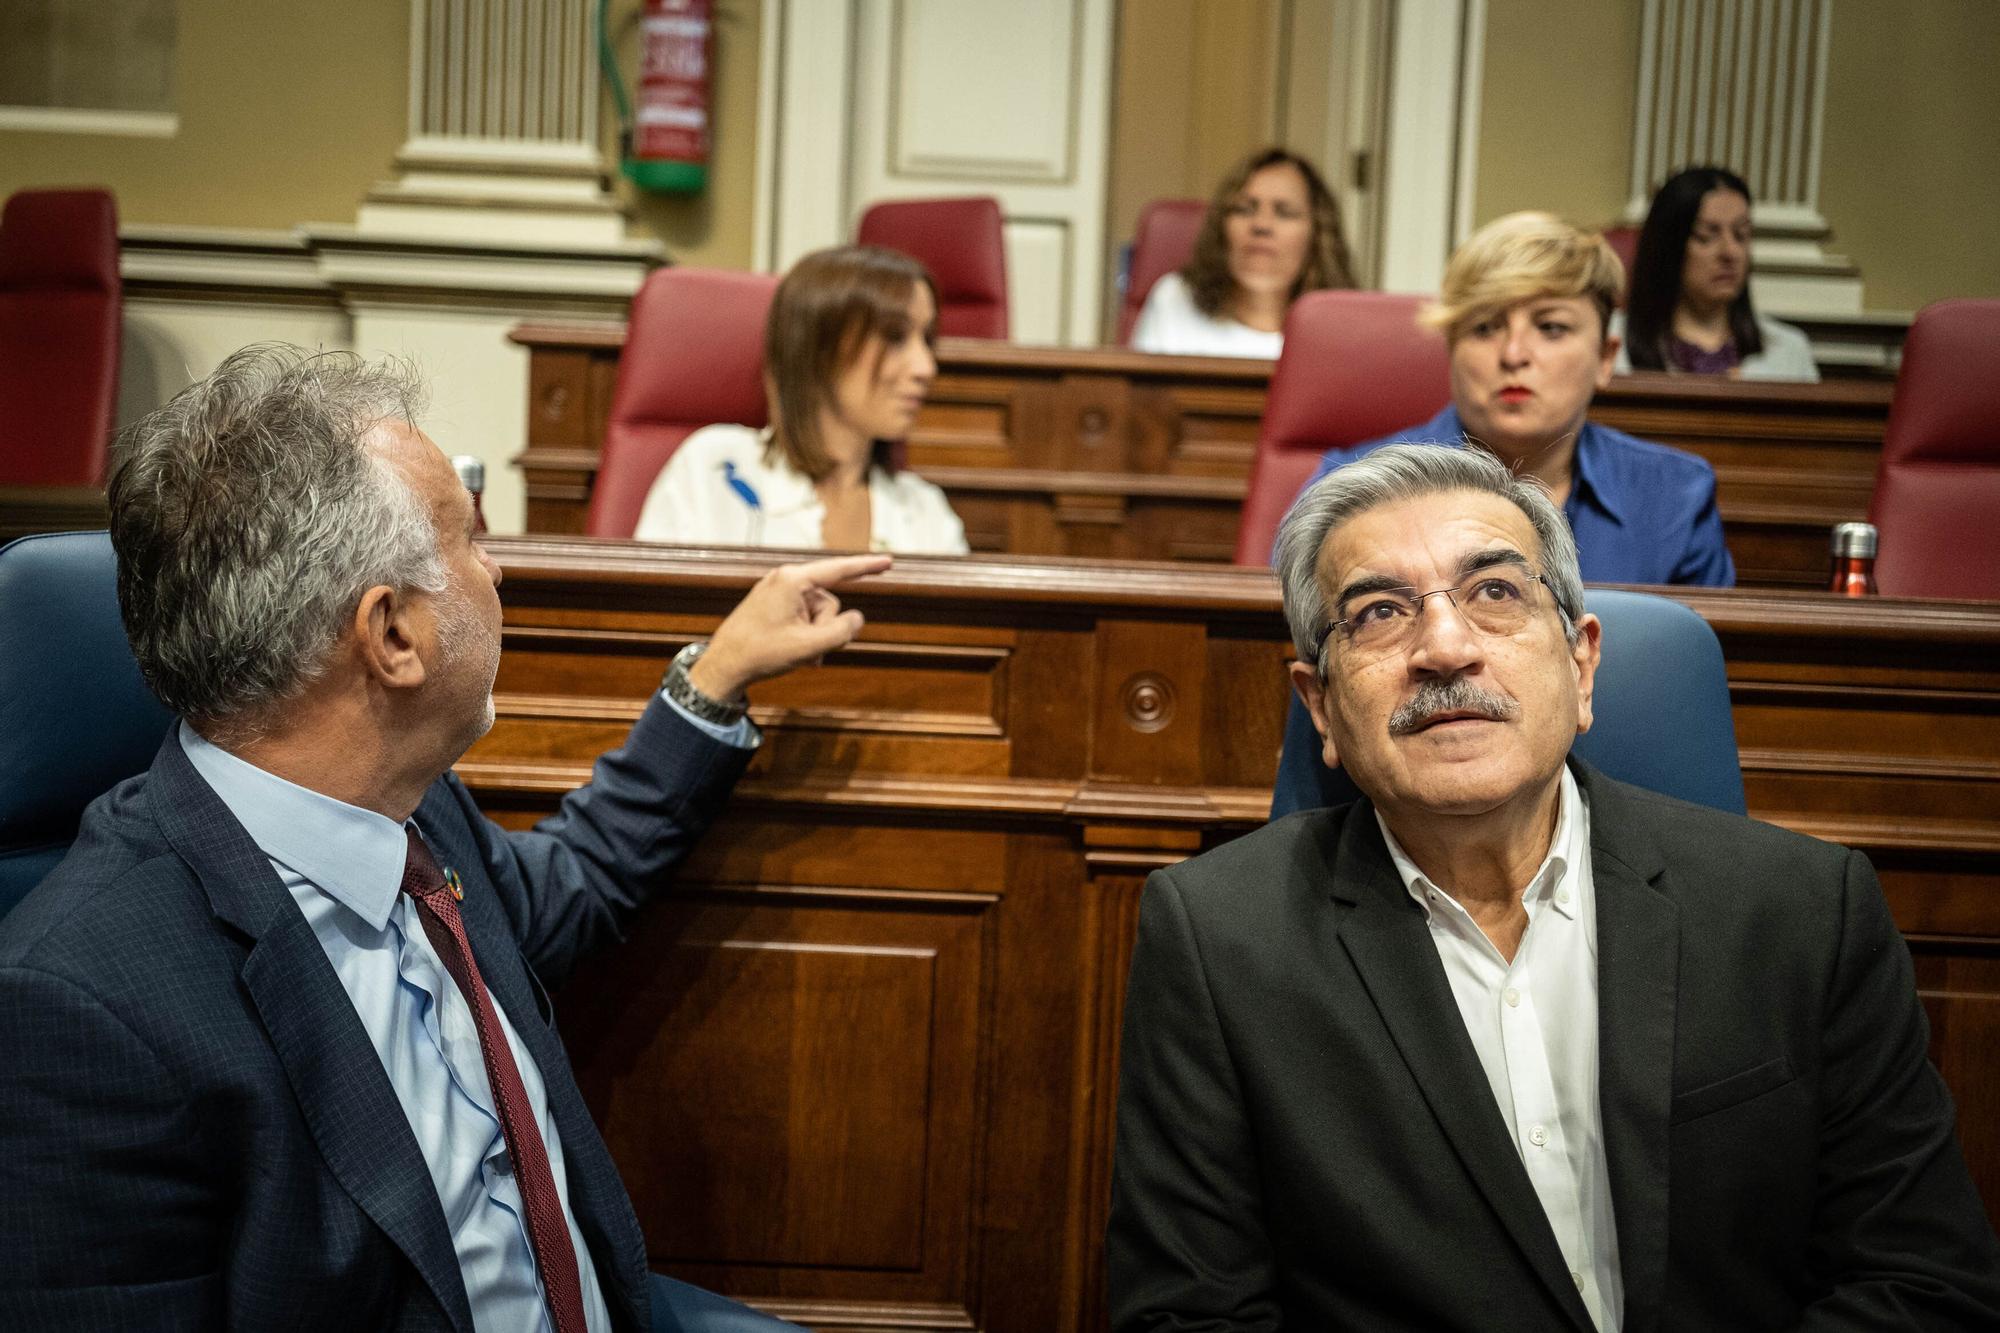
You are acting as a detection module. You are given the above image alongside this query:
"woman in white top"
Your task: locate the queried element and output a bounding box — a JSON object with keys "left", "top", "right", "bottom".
{"left": 1617, "top": 165, "right": 1820, "bottom": 382}
{"left": 635, "top": 245, "right": 970, "bottom": 554}
{"left": 1130, "top": 147, "right": 1355, "bottom": 359}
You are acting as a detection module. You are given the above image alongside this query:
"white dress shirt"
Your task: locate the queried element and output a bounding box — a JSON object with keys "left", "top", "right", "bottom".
{"left": 1377, "top": 767, "right": 1625, "bottom": 1331}
{"left": 633, "top": 423, "right": 970, "bottom": 554}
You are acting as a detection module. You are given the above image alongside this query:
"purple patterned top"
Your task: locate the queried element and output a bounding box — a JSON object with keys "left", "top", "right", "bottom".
{"left": 1669, "top": 335, "right": 1740, "bottom": 376}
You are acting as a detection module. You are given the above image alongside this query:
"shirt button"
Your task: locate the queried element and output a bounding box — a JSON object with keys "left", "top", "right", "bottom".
{"left": 1529, "top": 1124, "right": 1549, "bottom": 1147}
{"left": 1571, "top": 1270, "right": 1584, "bottom": 1290}
{"left": 1556, "top": 888, "right": 1571, "bottom": 906}
{"left": 1503, "top": 987, "right": 1521, "bottom": 1008}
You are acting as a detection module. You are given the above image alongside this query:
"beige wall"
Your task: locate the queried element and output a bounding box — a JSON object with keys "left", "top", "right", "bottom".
{"left": 604, "top": 0, "right": 761, "bottom": 269}
{"left": 0, "top": 0, "right": 762, "bottom": 268}
{"left": 1472, "top": 0, "right": 1640, "bottom": 233}
{"left": 0, "top": 0, "right": 408, "bottom": 230}
{"left": 1820, "top": 0, "right": 2000, "bottom": 311}
{"left": 1473, "top": 0, "right": 2000, "bottom": 311}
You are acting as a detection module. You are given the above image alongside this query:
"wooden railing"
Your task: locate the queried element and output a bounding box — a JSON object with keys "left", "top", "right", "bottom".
{"left": 508, "top": 327, "right": 1894, "bottom": 586}
{"left": 470, "top": 537, "right": 2000, "bottom": 1332}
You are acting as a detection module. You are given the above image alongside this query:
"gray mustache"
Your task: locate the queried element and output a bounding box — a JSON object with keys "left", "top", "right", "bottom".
{"left": 1388, "top": 677, "right": 1521, "bottom": 735}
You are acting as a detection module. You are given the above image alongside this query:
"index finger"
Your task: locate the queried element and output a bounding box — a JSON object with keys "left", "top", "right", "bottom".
{"left": 783, "top": 552, "right": 893, "bottom": 589}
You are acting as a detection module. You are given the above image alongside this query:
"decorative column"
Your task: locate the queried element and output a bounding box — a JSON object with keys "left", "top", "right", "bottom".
{"left": 358, "top": 0, "right": 629, "bottom": 245}
{"left": 1625, "top": 0, "right": 1860, "bottom": 314}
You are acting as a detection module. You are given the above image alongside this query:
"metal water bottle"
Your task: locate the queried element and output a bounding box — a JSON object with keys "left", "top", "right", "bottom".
{"left": 1828, "top": 521, "right": 1877, "bottom": 596}
{"left": 452, "top": 455, "right": 488, "bottom": 534}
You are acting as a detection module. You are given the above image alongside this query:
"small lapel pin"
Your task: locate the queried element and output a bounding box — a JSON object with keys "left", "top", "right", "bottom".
{"left": 442, "top": 867, "right": 465, "bottom": 901}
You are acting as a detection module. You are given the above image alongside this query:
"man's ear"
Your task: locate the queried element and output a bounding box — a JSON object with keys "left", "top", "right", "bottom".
{"left": 1570, "top": 612, "right": 1603, "bottom": 736}
{"left": 353, "top": 583, "right": 428, "bottom": 690}
{"left": 1286, "top": 660, "right": 1343, "bottom": 770}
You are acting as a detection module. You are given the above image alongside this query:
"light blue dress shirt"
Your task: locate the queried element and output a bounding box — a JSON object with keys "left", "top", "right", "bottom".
{"left": 179, "top": 697, "right": 752, "bottom": 1332}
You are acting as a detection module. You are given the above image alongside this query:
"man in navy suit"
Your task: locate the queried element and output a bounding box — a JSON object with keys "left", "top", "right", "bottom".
{"left": 0, "top": 346, "right": 877, "bottom": 1330}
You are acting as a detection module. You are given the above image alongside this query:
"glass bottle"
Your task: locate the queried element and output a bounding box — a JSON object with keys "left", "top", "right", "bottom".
{"left": 1828, "top": 521, "right": 1877, "bottom": 597}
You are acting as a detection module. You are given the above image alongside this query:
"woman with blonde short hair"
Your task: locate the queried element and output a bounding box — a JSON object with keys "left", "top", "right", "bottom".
{"left": 1292, "top": 210, "right": 1733, "bottom": 587}
{"left": 634, "top": 245, "right": 969, "bottom": 554}
{"left": 1131, "top": 147, "right": 1354, "bottom": 359}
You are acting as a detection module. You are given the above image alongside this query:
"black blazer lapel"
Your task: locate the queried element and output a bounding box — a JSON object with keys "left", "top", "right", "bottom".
{"left": 150, "top": 737, "right": 477, "bottom": 1333}
{"left": 1577, "top": 763, "right": 1679, "bottom": 1333}
{"left": 1330, "top": 801, "right": 1597, "bottom": 1332}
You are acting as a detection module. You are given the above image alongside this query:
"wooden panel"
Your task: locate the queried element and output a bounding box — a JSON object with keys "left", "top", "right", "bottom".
{"left": 508, "top": 325, "right": 1893, "bottom": 585}
{"left": 0, "top": 484, "right": 108, "bottom": 544}
{"left": 467, "top": 538, "right": 2000, "bottom": 1331}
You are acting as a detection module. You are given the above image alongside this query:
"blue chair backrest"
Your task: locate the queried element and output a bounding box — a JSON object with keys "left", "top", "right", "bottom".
{"left": 0, "top": 531, "right": 175, "bottom": 917}
{"left": 1271, "top": 587, "right": 1746, "bottom": 818}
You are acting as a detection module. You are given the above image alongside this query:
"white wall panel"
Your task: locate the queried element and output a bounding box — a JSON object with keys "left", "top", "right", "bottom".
{"left": 1001, "top": 220, "right": 1069, "bottom": 346}
{"left": 891, "top": 0, "right": 1076, "bottom": 181}
{"left": 757, "top": 0, "right": 1114, "bottom": 344}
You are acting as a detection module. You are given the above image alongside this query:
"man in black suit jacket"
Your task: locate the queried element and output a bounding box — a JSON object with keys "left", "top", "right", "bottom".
{"left": 1108, "top": 442, "right": 2000, "bottom": 1330}
{"left": 0, "top": 346, "right": 882, "bottom": 1330}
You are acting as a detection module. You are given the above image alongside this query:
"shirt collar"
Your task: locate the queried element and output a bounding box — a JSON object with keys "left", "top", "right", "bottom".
{"left": 1433, "top": 406, "right": 1625, "bottom": 527}
{"left": 1567, "top": 422, "right": 1626, "bottom": 526}
{"left": 1378, "top": 765, "right": 1587, "bottom": 924}
{"left": 177, "top": 722, "right": 412, "bottom": 930}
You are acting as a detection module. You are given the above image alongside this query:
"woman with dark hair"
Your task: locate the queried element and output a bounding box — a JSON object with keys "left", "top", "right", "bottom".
{"left": 1131, "top": 147, "right": 1355, "bottom": 358}
{"left": 635, "top": 245, "right": 969, "bottom": 553}
{"left": 1619, "top": 165, "right": 1818, "bottom": 381}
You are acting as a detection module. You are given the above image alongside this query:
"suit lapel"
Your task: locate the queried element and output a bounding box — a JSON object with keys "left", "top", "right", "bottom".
{"left": 1578, "top": 764, "right": 1679, "bottom": 1333}
{"left": 1329, "top": 801, "right": 1597, "bottom": 1332}
{"left": 150, "top": 737, "right": 476, "bottom": 1333}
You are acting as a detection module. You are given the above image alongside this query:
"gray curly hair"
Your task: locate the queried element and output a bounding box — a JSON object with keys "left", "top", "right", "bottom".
{"left": 1274, "top": 442, "right": 1585, "bottom": 675}
{"left": 109, "top": 344, "right": 444, "bottom": 738}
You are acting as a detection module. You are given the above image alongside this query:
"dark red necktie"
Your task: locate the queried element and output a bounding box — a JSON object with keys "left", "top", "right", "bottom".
{"left": 401, "top": 829, "right": 589, "bottom": 1333}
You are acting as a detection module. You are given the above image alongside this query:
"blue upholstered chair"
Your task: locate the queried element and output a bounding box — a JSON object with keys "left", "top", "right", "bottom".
{"left": 0, "top": 531, "right": 174, "bottom": 918}
{"left": 1271, "top": 587, "right": 1746, "bottom": 819}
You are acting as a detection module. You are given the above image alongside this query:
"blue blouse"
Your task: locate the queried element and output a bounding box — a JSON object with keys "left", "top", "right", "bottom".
{"left": 1300, "top": 405, "right": 1736, "bottom": 588}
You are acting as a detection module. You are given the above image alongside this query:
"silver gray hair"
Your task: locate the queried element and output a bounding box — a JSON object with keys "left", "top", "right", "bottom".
{"left": 109, "top": 344, "right": 443, "bottom": 737}
{"left": 1274, "top": 442, "right": 1586, "bottom": 671}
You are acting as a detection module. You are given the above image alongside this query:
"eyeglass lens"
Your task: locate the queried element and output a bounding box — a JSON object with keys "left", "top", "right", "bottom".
{"left": 1337, "top": 568, "right": 1538, "bottom": 650}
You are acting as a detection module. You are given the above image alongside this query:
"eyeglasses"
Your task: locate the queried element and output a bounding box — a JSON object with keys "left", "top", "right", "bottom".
{"left": 1318, "top": 565, "right": 1551, "bottom": 660}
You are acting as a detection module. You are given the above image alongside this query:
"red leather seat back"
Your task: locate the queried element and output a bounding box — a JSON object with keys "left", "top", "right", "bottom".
{"left": 0, "top": 189, "right": 122, "bottom": 487}
{"left": 1868, "top": 298, "right": 2000, "bottom": 599}
{"left": 1602, "top": 225, "right": 1640, "bottom": 308}
{"left": 588, "top": 267, "right": 779, "bottom": 537}
{"left": 856, "top": 197, "right": 1009, "bottom": 340}
{"left": 1118, "top": 198, "right": 1206, "bottom": 345}
{"left": 1234, "top": 291, "right": 1450, "bottom": 565}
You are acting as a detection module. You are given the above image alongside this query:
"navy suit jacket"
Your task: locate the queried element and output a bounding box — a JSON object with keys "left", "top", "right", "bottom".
{"left": 0, "top": 696, "right": 750, "bottom": 1331}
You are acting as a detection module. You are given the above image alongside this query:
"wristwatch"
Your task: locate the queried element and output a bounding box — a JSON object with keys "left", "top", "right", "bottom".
{"left": 662, "top": 642, "right": 748, "bottom": 726}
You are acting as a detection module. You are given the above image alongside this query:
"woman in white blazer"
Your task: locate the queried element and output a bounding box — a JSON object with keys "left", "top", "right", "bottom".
{"left": 1131, "top": 148, "right": 1355, "bottom": 360}
{"left": 636, "top": 246, "right": 969, "bottom": 555}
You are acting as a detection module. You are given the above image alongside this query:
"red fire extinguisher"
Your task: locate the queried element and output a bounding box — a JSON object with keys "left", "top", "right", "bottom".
{"left": 600, "top": 0, "right": 711, "bottom": 194}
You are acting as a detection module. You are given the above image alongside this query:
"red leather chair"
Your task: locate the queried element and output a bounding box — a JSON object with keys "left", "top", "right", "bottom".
{"left": 587, "top": 266, "right": 778, "bottom": 538}
{"left": 1118, "top": 197, "right": 1206, "bottom": 345}
{"left": 1602, "top": 224, "right": 1640, "bottom": 307}
{"left": 856, "top": 197, "right": 1009, "bottom": 340}
{"left": 1867, "top": 298, "right": 2000, "bottom": 599}
{"left": 1233, "top": 291, "right": 1450, "bottom": 565}
{"left": 0, "top": 189, "right": 122, "bottom": 487}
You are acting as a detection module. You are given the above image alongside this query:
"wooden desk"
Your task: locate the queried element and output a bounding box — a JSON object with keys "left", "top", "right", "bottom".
{"left": 0, "top": 484, "right": 108, "bottom": 545}
{"left": 508, "top": 327, "right": 1893, "bottom": 585}
{"left": 470, "top": 538, "right": 1999, "bottom": 1331}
